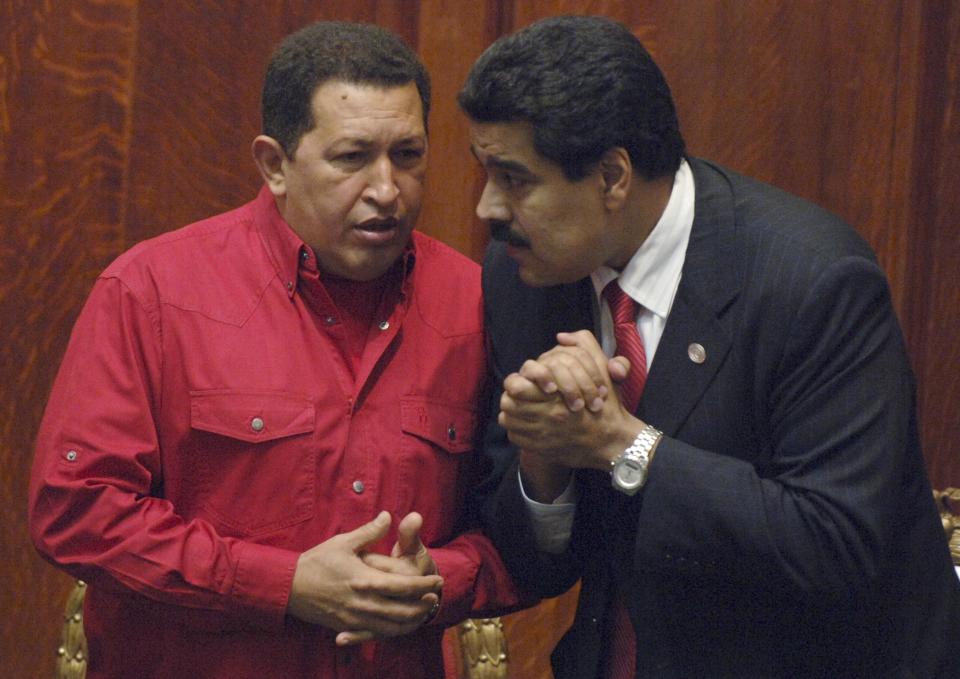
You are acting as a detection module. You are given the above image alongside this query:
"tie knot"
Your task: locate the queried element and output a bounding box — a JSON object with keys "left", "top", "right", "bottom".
{"left": 603, "top": 280, "right": 638, "bottom": 326}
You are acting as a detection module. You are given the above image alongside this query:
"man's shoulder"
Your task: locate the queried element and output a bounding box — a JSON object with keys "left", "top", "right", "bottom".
{"left": 411, "top": 231, "right": 480, "bottom": 290}
{"left": 407, "top": 231, "right": 483, "bottom": 335}
{"left": 105, "top": 202, "right": 254, "bottom": 275}
{"left": 98, "top": 198, "right": 274, "bottom": 322}
{"left": 690, "top": 157, "right": 875, "bottom": 263}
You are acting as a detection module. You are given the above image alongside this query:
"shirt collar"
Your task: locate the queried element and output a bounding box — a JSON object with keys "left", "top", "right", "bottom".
{"left": 252, "top": 183, "right": 417, "bottom": 298}
{"left": 590, "top": 159, "right": 695, "bottom": 319}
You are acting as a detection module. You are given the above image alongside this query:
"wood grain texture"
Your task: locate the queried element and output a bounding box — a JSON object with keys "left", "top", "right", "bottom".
{"left": 905, "top": 0, "right": 960, "bottom": 488}
{"left": 416, "top": 0, "right": 501, "bottom": 262}
{"left": 0, "top": 1, "right": 138, "bottom": 677}
{"left": 2, "top": 2, "right": 958, "bottom": 678}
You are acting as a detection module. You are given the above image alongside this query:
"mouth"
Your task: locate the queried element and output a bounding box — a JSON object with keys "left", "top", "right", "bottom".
{"left": 489, "top": 220, "right": 530, "bottom": 249}
{"left": 354, "top": 217, "right": 402, "bottom": 244}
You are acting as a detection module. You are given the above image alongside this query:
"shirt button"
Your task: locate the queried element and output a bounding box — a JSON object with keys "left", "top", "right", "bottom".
{"left": 325, "top": 315, "right": 337, "bottom": 326}
{"left": 65, "top": 450, "right": 78, "bottom": 461}
{"left": 251, "top": 417, "right": 265, "bottom": 432}
{"left": 447, "top": 424, "right": 457, "bottom": 441}
{"left": 352, "top": 480, "right": 365, "bottom": 494}
{"left": 378, "top": 320, "right": 389, "bottom": 331}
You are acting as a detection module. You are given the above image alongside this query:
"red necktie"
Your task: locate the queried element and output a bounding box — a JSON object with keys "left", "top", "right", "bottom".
{"left": 601, "top": 279, "right": 646, "bottom": 679}
{"left": 602, "top": 279, "right": 647, "bottom": 412}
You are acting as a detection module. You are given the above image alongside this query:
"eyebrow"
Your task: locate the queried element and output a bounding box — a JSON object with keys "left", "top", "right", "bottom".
{"left": 331, "top": 135, "right": 426, "bottom": 150}
{"left": 470, "top": 146, "right": 532, "bottom": 176}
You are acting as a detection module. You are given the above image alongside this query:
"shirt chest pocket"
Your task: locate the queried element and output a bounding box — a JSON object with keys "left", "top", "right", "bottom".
{"left": 188, "top": 390, "right": 316, "bottom": 537}
{"left": 396, "top": 397, "right": 477, "bottom": 531}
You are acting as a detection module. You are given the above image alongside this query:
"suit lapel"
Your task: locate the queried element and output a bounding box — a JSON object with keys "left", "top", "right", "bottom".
{"left": 639, "top": 158, "right": 741, "bottom": 436}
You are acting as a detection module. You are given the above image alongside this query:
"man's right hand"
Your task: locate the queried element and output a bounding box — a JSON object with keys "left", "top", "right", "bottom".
{"left": 286, "top": 511, "right": 443, "bottom": 640}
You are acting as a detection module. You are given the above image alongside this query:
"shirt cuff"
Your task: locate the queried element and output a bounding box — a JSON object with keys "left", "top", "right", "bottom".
{"left": 519, "top": 468, "right": 577, "bottom": 554}
{"left": 428, "top": 545, "right": 478, "bottom": 625}
{"left": 230, "top": 540, "right": 300, "bottom": 628}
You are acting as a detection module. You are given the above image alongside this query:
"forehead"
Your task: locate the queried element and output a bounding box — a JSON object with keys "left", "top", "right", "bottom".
{"left": 469, "top": 120, "right": 559, "bottom": 175}
{"left": 309, "top": 80, "right": 425, "bottom": 140}
{"left": 469, "top": 120, "right": 535, "bottom": 160}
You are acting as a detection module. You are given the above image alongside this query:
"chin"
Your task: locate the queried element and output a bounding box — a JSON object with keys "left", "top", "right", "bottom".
{"left": 518, "top": 263, "right": 584, "bottom": 288}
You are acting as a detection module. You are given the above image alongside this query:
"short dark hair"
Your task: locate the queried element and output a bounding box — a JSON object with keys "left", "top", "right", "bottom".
{"left": 262, "top": 21, "right": 430, "bottom": 157}
{"left": 458, "top": 15, "right": 684, "bottom": 181}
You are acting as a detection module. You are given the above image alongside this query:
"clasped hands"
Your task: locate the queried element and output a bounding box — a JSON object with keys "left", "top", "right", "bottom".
{"left": 287, "top": 510, "right": 441, "bottom": 646}
{"left": 498, "top": 330, "right": 646, "bottom": 501}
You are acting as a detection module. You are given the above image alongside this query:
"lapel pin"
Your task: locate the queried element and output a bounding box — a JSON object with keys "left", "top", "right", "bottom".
{"left": 687, "top": 342, "right": 706, "bottom": 364}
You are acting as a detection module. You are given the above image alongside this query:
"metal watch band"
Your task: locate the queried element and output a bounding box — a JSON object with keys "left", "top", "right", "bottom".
{"left": 610, "top": 423, "right": 663, "bottom": 495}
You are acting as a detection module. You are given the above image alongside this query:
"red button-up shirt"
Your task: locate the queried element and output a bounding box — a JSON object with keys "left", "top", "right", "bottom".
{"left": 29, "top": 186, "right": 521, "bottom": 678}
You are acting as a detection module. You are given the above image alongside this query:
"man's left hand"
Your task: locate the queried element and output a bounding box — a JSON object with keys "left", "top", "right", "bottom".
{"left": 339, "top": 512, "right": 439, "bottom": 645}
{"left": 500, "top": 330, "right": 643, "bottom": 470}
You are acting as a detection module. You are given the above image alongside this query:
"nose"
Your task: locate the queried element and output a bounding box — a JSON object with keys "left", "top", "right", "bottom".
{"left": 363, "top": 156, "right": 400, "bottom": 209}
{"left": 476, "top": 179, "right": 511, "bottom": 222}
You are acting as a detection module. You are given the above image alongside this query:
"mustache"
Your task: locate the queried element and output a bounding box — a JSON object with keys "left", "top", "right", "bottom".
{"left": 489, "top": 220, "right": 530, "bottom": 248}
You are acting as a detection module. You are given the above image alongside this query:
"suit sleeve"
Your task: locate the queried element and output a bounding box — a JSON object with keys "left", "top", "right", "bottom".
{"left": 634, "top": 255, "right": 922, "bottom": 601}
{"left": 472, "top": 244, "right": 587, "bottom": 600}
{"left": 28, "top": 276, "right": 299, "bottom": 630}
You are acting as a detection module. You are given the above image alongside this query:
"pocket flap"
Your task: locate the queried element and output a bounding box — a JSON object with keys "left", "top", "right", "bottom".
{"left": 190, "top": 390, "right": 315, "bottom": 443}
{"left": 400, "top": 397, "right": 477, "bottom": 454}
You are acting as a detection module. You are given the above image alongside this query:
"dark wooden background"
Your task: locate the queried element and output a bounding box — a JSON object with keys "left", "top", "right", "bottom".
{"left": 2, "top": 2, "right": 957, "bottom": 677}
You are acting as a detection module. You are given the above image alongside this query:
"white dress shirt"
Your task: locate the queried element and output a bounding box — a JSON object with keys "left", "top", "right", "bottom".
{"left": 522, "top": 159, "right": 696, "bottom": 553}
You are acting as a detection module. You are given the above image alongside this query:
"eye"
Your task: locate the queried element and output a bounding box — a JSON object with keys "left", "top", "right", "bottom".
{"left": 336, "top": 151, "right": 366, "bottom": 164}
{"left": 392, "top": 147, "right": 425, "bottom": 166}
{"left": 497, "top": 171, "right": 527, "bottom": 190}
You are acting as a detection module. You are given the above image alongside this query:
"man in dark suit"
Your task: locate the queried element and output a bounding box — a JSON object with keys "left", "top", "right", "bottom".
{"left": 459, "top": 15, "right": 960, "bottom": 679}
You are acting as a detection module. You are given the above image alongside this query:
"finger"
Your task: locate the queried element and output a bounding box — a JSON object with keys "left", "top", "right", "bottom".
{"left": 513, "top": 361, "right": 559, "bottom": 396}
{"left": 362, "top": 552, "right": 424, "bottom": 576}
{"left": 353, "top": 568, "right": 444, "bottom": 599}
{"left": 608, "top": 356, "right": 631, "bottom": 383}
{"left": 556, "top": 329, "right": 604, "bottom": 354}
{"left": 502, "top": 372, "right": 555, "bottom": 402}
{"left": 346, "top": 588, "right": 439, "bottom": 627}
{"left": 500, "top": 394, "right": 558, "bottom": 425}
{"left": 344, "top": 510, "right": 392, "bottom": 552}
{"left": 540, "top": 349, "right": 607, "bottom": 413}
{"left": 394, "top": 512, "right": 425, "bottom": 558}
{"left": 337, "top": 630, "right": 376, "bottom": 646}
{"left": 335, "top": 592, "right": 439, "bottom": 645}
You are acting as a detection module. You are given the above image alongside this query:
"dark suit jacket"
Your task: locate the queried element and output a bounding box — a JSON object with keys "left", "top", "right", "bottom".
{"left": 478, "top": 158, "right": 960, "bottom": 678}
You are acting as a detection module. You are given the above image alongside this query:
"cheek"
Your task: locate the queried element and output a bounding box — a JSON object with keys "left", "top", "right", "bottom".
{"left": 398, "top": 174, "right": 425, "bottom": 205}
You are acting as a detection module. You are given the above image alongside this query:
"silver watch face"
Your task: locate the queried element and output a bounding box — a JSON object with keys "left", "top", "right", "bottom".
{"left": 613, "top": 457, "right": 646, "bottom": 493}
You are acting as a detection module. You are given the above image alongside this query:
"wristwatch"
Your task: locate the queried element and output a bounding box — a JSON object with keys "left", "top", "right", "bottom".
{"left": 610, "top": 424, "right": 663, "bottom": 495}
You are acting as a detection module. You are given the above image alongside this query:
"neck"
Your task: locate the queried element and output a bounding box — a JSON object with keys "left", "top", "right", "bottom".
{"left": 612, "top": 174, "right": 674, "bottom": 269}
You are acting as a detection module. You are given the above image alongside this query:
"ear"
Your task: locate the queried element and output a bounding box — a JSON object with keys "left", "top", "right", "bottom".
{"left": 599, "top": 147, "right": 632, "bottom": 210}
{"left": 251, "top": 135, "right": 288, "bottom": 196}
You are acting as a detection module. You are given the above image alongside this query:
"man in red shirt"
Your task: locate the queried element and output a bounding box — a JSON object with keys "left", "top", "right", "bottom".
{"left": 29, "top": 21, "right": 519, "bottom": 678}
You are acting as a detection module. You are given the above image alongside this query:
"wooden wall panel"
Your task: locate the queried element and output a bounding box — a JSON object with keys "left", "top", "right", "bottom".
{"left": 2, "top": 2, "right": 958, "bottom": 678}
{"left": 0, "top": 2, "right": 138, "bottom": 677}
{"left": 905, "top": 0, "right": 960, "bottom": 487}
{"left": 416, "top": 0, "right": 501, "bottom": 261}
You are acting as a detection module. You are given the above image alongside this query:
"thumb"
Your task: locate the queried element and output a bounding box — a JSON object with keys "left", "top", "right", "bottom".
{"left": 346, "top": 510, "right": 392, "bottom": 552}
{"left": 393, "top": 512, "right": 425, "bottom": 558}
{"left": 608, "top": 356, "right": 631, "bottom": 383}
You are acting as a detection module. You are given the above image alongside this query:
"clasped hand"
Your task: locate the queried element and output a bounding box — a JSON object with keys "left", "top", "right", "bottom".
{"left": 287, "top": 510, "right": 441, "bottom": 646}
{"left": 499, "top": 330, "right": 643, "bottom": 474}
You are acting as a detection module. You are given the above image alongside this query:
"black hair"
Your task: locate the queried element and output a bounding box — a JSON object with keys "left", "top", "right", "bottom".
{"left": 458, "top": 15, "right": 684, "bottom": 181}
{"left": 262, "top": 21, "right": 430, "bottom": 157}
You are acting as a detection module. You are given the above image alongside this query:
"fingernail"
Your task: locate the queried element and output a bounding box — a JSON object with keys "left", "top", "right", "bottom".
{"left": 589, "top": 397, "right": 604, "bottom": 412}
{"left": 544, "top": 382, "right": 557, "bottom": 393}
{"left": 570, "top": 398, "right": 584, "bottom": 411}
{"left": 598, "top": 385, "right": 608, "bottom": 398}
